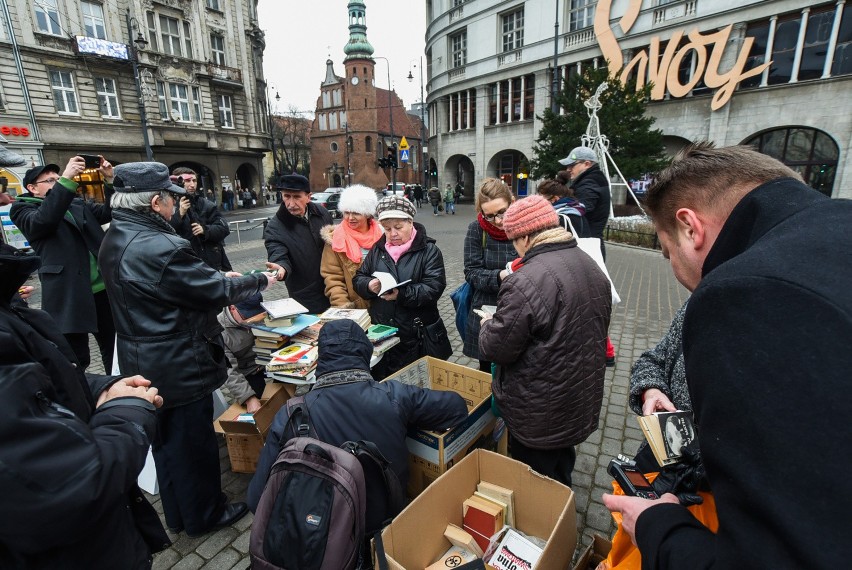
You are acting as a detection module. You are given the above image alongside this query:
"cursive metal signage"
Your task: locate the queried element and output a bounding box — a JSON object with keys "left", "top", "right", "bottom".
{"left": 594, "top": 0, "right": 770, "bottom": 110}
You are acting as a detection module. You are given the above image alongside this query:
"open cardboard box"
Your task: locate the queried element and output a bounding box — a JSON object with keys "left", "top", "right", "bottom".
{"left": 377, "top": 449, "right": 576, "bottom": 570}
{"left": 384, "top": 357, "right": 506, "bottom": 498}
{"left": 572, "top": 535, "right": 612, "bottom": 570}
{"left": 214, "top": 382, "right": 295, "bottom": 473}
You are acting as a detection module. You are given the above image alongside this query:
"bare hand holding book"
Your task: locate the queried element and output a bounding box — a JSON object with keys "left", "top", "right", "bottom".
{"left": 372, "top": 271, "right": 411, "bottom": 296}
{"left": 637, "top": 411, "right": 696, "bottom": 466}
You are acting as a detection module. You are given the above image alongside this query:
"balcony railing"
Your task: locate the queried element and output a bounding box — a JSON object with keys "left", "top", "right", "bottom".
{"left": 653, "top": 0, "right": 697, "bottom": 25}
{"left": 206, "top": 62, "right": 242, "bottom": 84}
{"left": 564, "top": 28, "right": 595, "bottom": 49}
{"left": 449, "top": 67, "right": 466, "bottom": 81}
{"left": 499, "top": 49, "right": 522, "bottom": 66}
{"left": 449, "top": 6, "right": 463, "bottom": 22}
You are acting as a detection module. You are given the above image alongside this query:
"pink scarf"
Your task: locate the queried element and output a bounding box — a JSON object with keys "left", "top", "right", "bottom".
{"left": 384, "top": 227, "right": 418, "bottom": 263}
{"left": 331, "top": 220, "right": 384, "bottom": 263}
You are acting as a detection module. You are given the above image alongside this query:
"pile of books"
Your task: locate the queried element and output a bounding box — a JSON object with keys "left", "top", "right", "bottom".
{"left": 426, "top": 481, "right": 544, "bottom": 570}
{"left": 261, "top": 298, "right": 309, "bottom": 327}
{"left": 318, "top": 307, "right": 371, "bottom": 330}
{"left": 367, "top": 323, "right": 401, "bottom": 356}
{"left": 266, "top": 342, "right": 319, "bottom": 385}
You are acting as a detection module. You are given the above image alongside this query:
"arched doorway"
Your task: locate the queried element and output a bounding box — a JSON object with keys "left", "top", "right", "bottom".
{"left": 236, "top": 162, "right": 260, "bottom": 198}
{"left": 742, "top": 127, "right": 839, "bottom": 197}
{"left": 427, "top": 157, "right": 438, "bottom": 188}
{"left": 443, "top": 154, "right": 475, "bottom": 199}
{"left": 486, "top": 150, "right": 530, "bottom": 196}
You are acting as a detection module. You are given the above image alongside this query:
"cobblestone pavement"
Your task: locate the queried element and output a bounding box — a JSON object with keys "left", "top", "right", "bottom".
{"left": 28, "top": 202, "right": 689, "bottom": 568}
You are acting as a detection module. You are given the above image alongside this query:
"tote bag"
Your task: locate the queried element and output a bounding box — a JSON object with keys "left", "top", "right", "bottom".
{"left": 564, "top": 217, "right": 621, "bottom": 305}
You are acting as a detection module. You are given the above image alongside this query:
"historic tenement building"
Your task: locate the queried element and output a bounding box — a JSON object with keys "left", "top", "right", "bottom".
{"left": 308, "top": 0, "right": 425, "bottom": 193}
{"left": 0, "top": 0, "right": 270, "bottom": 202}
{"left": 425, "top": 0, "right": 851, "bottom": 199}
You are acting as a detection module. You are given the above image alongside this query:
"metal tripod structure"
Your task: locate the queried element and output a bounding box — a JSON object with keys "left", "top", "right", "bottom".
{"left": 579, "top": 83, "right": 647, "bottom": 217}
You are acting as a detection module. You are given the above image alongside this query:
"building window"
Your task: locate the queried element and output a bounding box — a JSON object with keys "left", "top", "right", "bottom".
{"left": 35, "top": 0, "right": 62, "bottom": 35}
{"left": 210, "top": 34, "right": 226, "bottom": 65}
{"left": 330, "top": 142, "right": 339, "bottom": 152}
{"left": 95, "top": 77, "right": 120, "bottom": 118}
{"left": 329, "top": 112, "right": 338, "bottom": 130}
{"left": 146, "top": 12, "right": 159, "bottom": 52}
{"left": 192, "top": 86, "right": 203, "bottom": 122}
{"left": 333, "top": 89, "right": 342, "bottom": 106}
{"left": 833, "top": 4, "right": 852, "bottom": 75}
{"left": 206, "top": 0, "right": 221, "bottom": 10}
{"left": 322, "top": 91, "right": 330, "bottom": 108}
{"left": 218, "top": 94, "right": 234, "bottom": 128}
{"left": 568, "top": 0, "right": 596, "bottom": 32}
{"left": 183, "top": 21, "right": 193, "bottom": 57}
{"left": 744, "top": 127, "right": 838, "bottom": 196}
{"left": 81, "top": 1, "right": 106, "bottom": 39}
{"left": 740, "top": 21, "right": 771, "bottom": 89}
{"left": 365, "top": 136, "right": 373, "bottom": 152}
{"left": 799, "top": 8, "right": 835, "bottom": 81}
{"left": 318, "top": 114, "right": 327, "bottom": 131}
{"left": 169, "top": 83, "right": 191, "bottom": 121}
{"left": 524, "top": 74, "right": 535, "bottom": 118}
{"left": 157, "top": 81, "right": 168, "bottom": 119}
{"left": 159, "top": 15, "right": 182, "bottom": 56}
{"left": 450, "top": 30, "right": 467, "bottom": 68}
{"left": 49, "top": 70, "right": 79, "bottom": 115}
{"left": 501, "top": 8, "right": 524, "bottom": 53}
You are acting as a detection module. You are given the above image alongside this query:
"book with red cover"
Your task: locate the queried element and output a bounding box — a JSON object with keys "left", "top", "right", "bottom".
{"left": 462, "top": 497, "right": 503, "bottom": 552}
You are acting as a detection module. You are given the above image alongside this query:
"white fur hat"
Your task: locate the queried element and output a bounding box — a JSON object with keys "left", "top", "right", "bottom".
{"left": 338, "top": 184, "right": 379, "bottom": 217}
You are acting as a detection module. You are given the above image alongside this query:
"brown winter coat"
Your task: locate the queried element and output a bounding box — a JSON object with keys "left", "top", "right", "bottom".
{"left": 320, "top": 224, "right": 371, "bottom": 310}
{"left": 479, "top": 239, "right": 612, "bottom": 449}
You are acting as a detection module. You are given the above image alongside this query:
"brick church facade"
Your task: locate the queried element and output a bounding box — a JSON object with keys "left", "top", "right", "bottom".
{"left": 308, "top": 0, "right": 424, "bottom": 192}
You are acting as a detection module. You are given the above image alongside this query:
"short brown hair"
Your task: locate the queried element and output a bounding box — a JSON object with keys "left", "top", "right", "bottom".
{"left": 646, "top": 142, "right": 801, "bottom": 233}
{"left": 172, "top": 166, "right": 197, "bottom": 177}
{"left": 475, "top": 177, "right": 514, "bottom": 213}
{"left": 537, "top": 179, "right": 573, "bottom": 200}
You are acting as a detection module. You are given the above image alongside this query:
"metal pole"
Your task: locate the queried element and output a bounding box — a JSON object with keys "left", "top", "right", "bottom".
{"left": 419, "top": 56, "right": 426, "bottom": 189}
{"left": 267, "top": 87, "right": 277, "bottom": 180}
{"left": 1, "top": 0, "right": 42, "bottom": 162}
{"left": 551, "top": 0, "right": 560, "bottom": 113}
{"left": 125, "top": 10, "right": 153, "bottom": 161}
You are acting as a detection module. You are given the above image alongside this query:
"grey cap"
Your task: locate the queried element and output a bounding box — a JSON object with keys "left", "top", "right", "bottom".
{"left": 0, "top": 146, "right": 26, "bottom": 168}
{"left": 558, "top": 146, "right": 598, "bottom": 166}
{"left": 112, "top": 161, "right": 186, "bottom": 195}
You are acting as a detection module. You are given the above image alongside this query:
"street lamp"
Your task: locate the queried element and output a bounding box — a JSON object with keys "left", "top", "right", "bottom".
{"left": 125, "top": 10, "right": 153, "bottom": 161}
{"left": 267, "top": 87, "right": 280, "bottom": 181}
{"left": 408, "top": 56, "right": 426, "bottom": 189}
{"left": 374, "top": 56, "right": 396, "bottom": 191}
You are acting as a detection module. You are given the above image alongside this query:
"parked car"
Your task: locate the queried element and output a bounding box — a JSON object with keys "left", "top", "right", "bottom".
{"left": 385, "top": 182, "right": 408, "bottom": 198}
{"left": 311, "top": 192, "right": 341, "bottom": 218}
{"left": 324, "top": 187, "right": 345, "bottom": 195}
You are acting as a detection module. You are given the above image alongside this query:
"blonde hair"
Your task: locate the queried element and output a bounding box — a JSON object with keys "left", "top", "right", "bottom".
{"left": 475, "top": 178, "right": 514, "bottom": 213}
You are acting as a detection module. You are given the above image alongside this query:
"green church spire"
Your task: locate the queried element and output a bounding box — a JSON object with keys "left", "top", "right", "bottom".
{"left": 343, "top": 0, "right": 374, "bottom": 61}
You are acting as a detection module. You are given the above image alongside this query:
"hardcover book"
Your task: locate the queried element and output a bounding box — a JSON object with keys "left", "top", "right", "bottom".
{"left": 637, "top": 411, "right": 696, "bottom": 466}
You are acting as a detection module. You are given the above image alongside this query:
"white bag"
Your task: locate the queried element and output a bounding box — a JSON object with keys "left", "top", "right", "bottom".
{"left": 563, "top": 217, "right": 621, "bottom": 305}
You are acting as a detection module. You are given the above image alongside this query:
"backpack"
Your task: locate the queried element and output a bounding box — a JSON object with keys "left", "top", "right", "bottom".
{"left": 250, "top": 396, "right": 405, "bottom": 570}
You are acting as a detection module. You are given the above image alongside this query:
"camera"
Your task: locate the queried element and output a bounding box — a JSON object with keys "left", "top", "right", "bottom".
{"left": 607, "top": 458, "right": 659, "bottom": 499}
{"left": 78, "top": 154, "right": 102, "bottom": 169}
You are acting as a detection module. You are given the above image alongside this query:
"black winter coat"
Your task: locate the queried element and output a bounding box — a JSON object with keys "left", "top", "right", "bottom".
{"left": 635, "top": 178, "right": 852, "bottom": 569}
{"left": 0, "top": 245, "right": 169, "bottom": 569}
{"left": 353, "top": 223, "right": 447, "bottom": 370}
{"left": 99, "top": 209, "right": 268, "bottom": 408}
{"left": 264, "top": 202, "right": 333, "bottom": 313}
{"left": 570, "top": 164, "right": 610, "bottom": 240}
{"left": 247, "top": 320, "right": 468, "bottom": 511}
{"left": 170, "top": 194, "right": 231, "bottom": 270}
{"left": 479, "top": 239, "right": 611, "bottom": 449}
{"left": 9, "top": 183, "right": 113, "bottom": 333}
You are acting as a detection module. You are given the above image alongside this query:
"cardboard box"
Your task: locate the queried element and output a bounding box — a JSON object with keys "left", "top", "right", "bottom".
{"left": 377, "top": 449, "right": 577, "bottom": 570}
{"left": 384, "top": 357, "right": 506, "bottom": 497}
{"left": 572, "top": 535, "right": 612, "bottom": 570}
{"left": 214, "top": 383, "right": 295, "bottom": 473}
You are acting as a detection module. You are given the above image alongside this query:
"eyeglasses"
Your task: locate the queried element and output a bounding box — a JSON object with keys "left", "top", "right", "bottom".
{"left": 483, "top": 210, "right": 507, "bottom": 222}
{"left": 34, "top": 177, "right": 60, "bottom": 185}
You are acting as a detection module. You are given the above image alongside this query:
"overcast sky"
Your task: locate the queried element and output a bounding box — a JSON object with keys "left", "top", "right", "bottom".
{"left": 257, "top": 1, "right": 428, "bottom": 117}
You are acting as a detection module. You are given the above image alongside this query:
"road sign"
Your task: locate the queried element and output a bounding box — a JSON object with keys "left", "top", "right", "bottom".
{"left": 398, "top": 136, "right": 409, "bottom": 150}
{"left": 399, "top": 149, "right": 410, "bottom": 163}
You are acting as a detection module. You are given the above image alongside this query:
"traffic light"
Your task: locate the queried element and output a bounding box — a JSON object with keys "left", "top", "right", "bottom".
{"left": 387, "top": 150, "right": 397, "bottom": 170}
{"left": 378, "top": 157, "right": 387, "bottom": 168}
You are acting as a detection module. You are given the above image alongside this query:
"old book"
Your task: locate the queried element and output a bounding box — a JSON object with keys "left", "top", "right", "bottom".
{"left": 637, "top": 410, "right": 696, "bottom": 466}
{"left": 372, "top": 271, "right": 411, "bottom": 295}
{"left": 264, "top": 315, "right": 295, "bottom": 328}
{"left": 444, "top": 523, "right": 484, "bottom": 558}
{"left": 319, "top": 307, "right": 371, "bottom": 330}
{"left": 267, "top": 343, "right": 317, "bottom": 372}
{"left": 463, "top": 496, "right": 504, "bottom": 553}
{"left": 260, "top": 298, "right": 308, "bottom": 319}
{"left": 425, "top": 545, "right": 480, "bottom": 570}
{"left": 366, "top": 323, "right": 398, "bottom": 343}
{"left": 475, "top": 482, "right": 515, "bottom": 528}
{"left": 487, "top": 529, "right": 543, "bottom": 570}
{"left": 371, "top": 336, "right": 400, "bottom": 356}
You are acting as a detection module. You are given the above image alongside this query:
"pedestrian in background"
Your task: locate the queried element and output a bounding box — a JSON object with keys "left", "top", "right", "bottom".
{"left": 558, "top": 146, "right": 611, "bottom": 259}
{"left": 169, "top": 167, "right": 232, "bottom": 271}
{"left": 462, "top": 178, "right": 517, "bottom": 372}
{"left": 479, "top": 195, "right": 611, "bottom": 486}
{"left": 10, "top": 155, "right": 116, "bottom": 372}
{"left": 428, "top": 186, "right": 442, "bottom": 215}
{"left": 443, "top": 183, "right": 456, "bottom": 215}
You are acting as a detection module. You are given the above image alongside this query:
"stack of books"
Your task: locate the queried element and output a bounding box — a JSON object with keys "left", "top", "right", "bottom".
{"left": 367, "top": 323, "right": 401, "bottom": 356}
{"left": 261, "top": 298, "right": 309, "bottom": 328}
{"left": 251, "top": 329, "right": 289, "bottom": 366}
{"left": 266, "top": 342, "right": 320, "bottom": 385}
{"left": 318, "top": 307, "right": 371, "bottom": 330}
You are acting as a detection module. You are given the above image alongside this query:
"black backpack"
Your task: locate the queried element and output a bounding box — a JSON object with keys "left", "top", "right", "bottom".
{"left": 250, "top": 396, "right": 405, "bottom": 570}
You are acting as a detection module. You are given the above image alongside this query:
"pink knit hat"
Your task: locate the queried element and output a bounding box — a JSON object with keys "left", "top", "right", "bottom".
{"left": 502, "top": 195, "right": 559, "bottom": 239}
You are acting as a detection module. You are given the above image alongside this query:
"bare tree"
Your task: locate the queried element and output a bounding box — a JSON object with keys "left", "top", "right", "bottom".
{"left": 272, "top": 105, "right": 312, "bottom": 177}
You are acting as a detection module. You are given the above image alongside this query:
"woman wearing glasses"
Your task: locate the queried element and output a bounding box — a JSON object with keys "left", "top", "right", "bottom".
{"left": 462, "top": 178, "right": 517, "bottom": 372}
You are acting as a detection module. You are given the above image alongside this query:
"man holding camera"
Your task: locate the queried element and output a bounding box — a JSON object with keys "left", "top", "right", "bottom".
{"left": 169, "top": 166, "right": 232, "bottom": 271}
{"left": 9, "top": 155, "right": 116, "bottom": 372}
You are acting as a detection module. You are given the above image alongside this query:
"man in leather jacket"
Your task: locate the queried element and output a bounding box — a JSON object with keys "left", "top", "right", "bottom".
{"left": 169, "top": 167, "right": 232, "bottom": 271}
{"left": 0, "top": 243, "right": 170, "bottom": 569}
{"left": 99, "top": 161, "right": 280, "bottom": 538}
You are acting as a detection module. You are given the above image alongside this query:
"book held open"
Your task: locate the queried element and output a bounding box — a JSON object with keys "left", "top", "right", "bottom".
{"left": 637, "top": 410, "right": 696, "bottom": 466}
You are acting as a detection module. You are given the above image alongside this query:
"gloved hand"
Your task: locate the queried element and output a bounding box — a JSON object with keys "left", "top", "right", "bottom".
{"left": 651, "top": 441, "right": 707, "bottom": 506}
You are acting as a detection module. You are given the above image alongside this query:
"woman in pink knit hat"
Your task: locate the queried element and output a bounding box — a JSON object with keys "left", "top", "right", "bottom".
{"left": 478, "top": 194, "right": 612, "bottom": 486}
